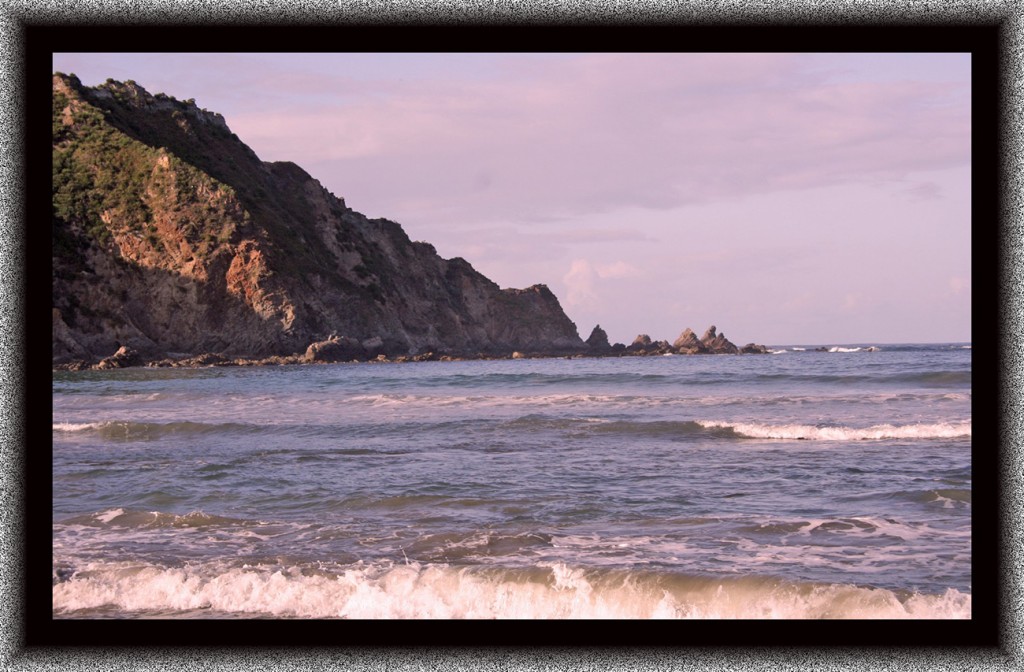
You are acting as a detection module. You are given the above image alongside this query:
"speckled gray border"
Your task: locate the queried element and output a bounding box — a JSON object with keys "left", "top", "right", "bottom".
{"left": 2, "top": 1, "right": 1020, "bottom": 670}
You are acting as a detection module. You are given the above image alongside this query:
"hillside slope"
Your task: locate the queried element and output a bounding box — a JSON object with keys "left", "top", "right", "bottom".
{"left": 51, "top": 74, "right": 585, "bottom": 364}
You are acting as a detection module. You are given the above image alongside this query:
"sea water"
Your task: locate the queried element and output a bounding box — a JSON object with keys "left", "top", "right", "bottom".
{"left": 51, "top": 344, "right": 972, "bottom": 619}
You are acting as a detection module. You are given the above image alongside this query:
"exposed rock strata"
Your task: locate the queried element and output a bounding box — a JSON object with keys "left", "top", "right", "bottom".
{"left": 700, "top": 325, "right": 740, "bottom": 355}
{"left": 51, "top": 73, "right": 584, "bottom": 367}
{"left": 673, "top": 328, "right": 709, "bottom": 354}
{"left": 51, "top": 73, "right": 771, "bottom": 371}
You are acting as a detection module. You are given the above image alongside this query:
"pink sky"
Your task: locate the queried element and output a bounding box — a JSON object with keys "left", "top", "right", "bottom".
{"left": 52, "top": 52, "right": 971, "bottom": 345}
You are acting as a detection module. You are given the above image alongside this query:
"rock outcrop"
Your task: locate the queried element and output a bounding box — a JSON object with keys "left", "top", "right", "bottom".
{"left": 51, "top": 73, "right": 585, "bottom": 366}
{"left": 700, "top": 325, "right": 740, "bottom": 354}
{"left": 95, "top": 345, "right": 143, "bottom": 369}
{"left": 672, "top": 328, "right": 709, "bottom": 355}
{"left": 626, "top": 334, "right": 652, "bottom": 354}
{"left": 303, "top": 337, "right": 366, "bottom": 364}
{"left": 599, "top": 325, "right": 763, "bottom": 357}
{"left": 585, "top": 324, "right": 611, "bottom": 351}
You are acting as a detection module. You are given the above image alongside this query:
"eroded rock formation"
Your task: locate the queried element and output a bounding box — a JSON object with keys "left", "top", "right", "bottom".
{"left": 51, "top": 74, "right": 585, "bottom": 367}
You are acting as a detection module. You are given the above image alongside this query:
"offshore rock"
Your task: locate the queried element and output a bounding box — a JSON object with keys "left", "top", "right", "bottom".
{"left": 625, "top": 334, "right": 673, "bottom": 356}
{"left": 700, "top": 326, "right": 740, "bottom": 354}
{"left": 626, "top": 334, "right": 652, "bottom": 355}
{"left": 651, "top": 340, "right": 672, "bottom": 354}
{"left": 631, "top": 334, "right": 652, "bottom": 348}
{"left": 585, "top": 324, "right": 611, "bottom": 351}
{"left": 672, "top": 328, "right": 709, "bottom": 354}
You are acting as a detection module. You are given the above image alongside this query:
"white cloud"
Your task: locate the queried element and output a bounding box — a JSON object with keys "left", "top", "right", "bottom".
{"left": 562, "top": 259, "right": 641, "bottom": 309}
{"left": 220, "top": 53, "right": 970, "bottom": 231}
{"left": 596, "top": 261, "right": 640, "bottom": 279}
{"left": 563, "top": 259, "right": 597, "bottom": 308}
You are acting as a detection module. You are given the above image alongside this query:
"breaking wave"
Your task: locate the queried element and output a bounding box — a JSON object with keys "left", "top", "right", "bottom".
{"left": 695, "top": 420, "right": 971, "bottom": 441}
{"left": 52, "top": 560, "right": 971, "bottom": 620}
{"left": 59, "top": 508, "right": 257, "bottom": 529}
{"left": 53, "top": 420, "right": 260, "bottom": 440}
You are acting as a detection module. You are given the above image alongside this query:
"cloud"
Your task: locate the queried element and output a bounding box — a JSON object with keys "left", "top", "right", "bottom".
{"left": 52, "top": 52, "right": 971, "bottom": 345}
{"left": 228, "top": 53, "right": 970, "bottom": 230}
{"left": 56, "top": 53, "right": 970, "bottom": 234}
{"left": 561, "top": 258, "right": 641, "bottom": 309}
{"left": 595, "top": 261, "right": 640, "bottom": 279}
{"left": 563, "top": 259, "right": 597, "bottom": 308}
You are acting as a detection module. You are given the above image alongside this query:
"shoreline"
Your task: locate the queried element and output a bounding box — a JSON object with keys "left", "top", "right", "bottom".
{"left": 49, "top": 346, "right": 770, "bottom": 372}
{"left": 48, "top": 342, "right": 939, "bottom": 373}
{"left": 53, "top": 343, "right": 776, "bottom": 372}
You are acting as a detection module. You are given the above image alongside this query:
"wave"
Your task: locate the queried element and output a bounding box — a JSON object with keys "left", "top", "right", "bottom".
{"left": 517, "top": 417, "right": 972, "bottom": 442}
{"left": 743, "top": 370, "right": 970, "bottom": 386}
{"left": 52, "top": 420, "right": 261, "bottom": 440}
{"left": 828, "top": 346, "right": 880, "bottom": 353}
{"left": 695, "top": 420, "right": 971, "bottom": 441}
{"left": 329, "top": 390, "right": 970, "bottom": 413}
{"left": 913, "top": 489, "right": 972, "bottom": 508}
{"left": 58, "top": 508, "right": 259, "bottom": 530}
{"left": 51, "top": 560, "right": 971, "bottom": 619}
{"left": 53, "top": 414, "right": 971, "bottom": 447}
{"left": 343, "top": 392, "right": 638, "bottom": 409}
{"left": 399, "top": 371, "right": 684, "bottom": 389}
{"left": 53, "top": 421, "right": 107, "bottom": 432}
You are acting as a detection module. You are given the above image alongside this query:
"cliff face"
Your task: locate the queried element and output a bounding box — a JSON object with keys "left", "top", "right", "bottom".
{"left": 51, "top": 74, "right": 584, "bottom": 364}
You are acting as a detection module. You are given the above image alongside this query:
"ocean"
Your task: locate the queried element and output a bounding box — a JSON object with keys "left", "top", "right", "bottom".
{"left": 51, "top": 343, "right": 972, "bottom": 620}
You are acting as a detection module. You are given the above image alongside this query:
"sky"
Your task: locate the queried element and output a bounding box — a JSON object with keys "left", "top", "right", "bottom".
{"left": 51, "top": 52, "right": 972, "bottom": 346}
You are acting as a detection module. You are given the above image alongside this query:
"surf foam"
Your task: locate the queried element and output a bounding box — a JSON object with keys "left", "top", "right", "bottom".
{"left": 52, "top": 561, "right": 971, "bottom": 620}
{"left": 696, "top": 420, "right": 971, "bottom": 441}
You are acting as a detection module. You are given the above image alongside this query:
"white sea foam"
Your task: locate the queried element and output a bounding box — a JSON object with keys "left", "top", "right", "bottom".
{"left": 929, "top": 490, "right": 971, "bottom": 509}
{"left": 51, "top": 560, "right": 971, "bottom": 619}
{"left": 342, "top": 393, "right": 657, "bottom": 412}
{"left": 792, "top": 516, "right": 925, "bottom": 542}
{"left": 94, "top": 508, "right": 125, "bottom": 524}
{"left": 696, "top": 420, "right": 971, "bottom": 441}
{"left": 53, "top": 421, "right": 104, "bottom": 432}
{"left": 336, "top": 391, "right": 967, "bottom": 415}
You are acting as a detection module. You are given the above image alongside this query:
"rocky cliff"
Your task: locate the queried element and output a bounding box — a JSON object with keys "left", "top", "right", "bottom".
{"left": 51, "top": 74, "right": 585, "bottom": 365}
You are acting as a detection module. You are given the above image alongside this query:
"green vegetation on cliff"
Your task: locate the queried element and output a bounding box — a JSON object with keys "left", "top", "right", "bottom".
{"left": 51, "top": 73, "right": 584, "bottom": 364}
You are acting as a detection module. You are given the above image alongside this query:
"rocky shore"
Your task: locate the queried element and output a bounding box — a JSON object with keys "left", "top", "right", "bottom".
{"left": 51, "top": 74, "right": 771, "bottom": 374}
{"left": 56, "top": 324, "right": 770, "bottom": 371}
